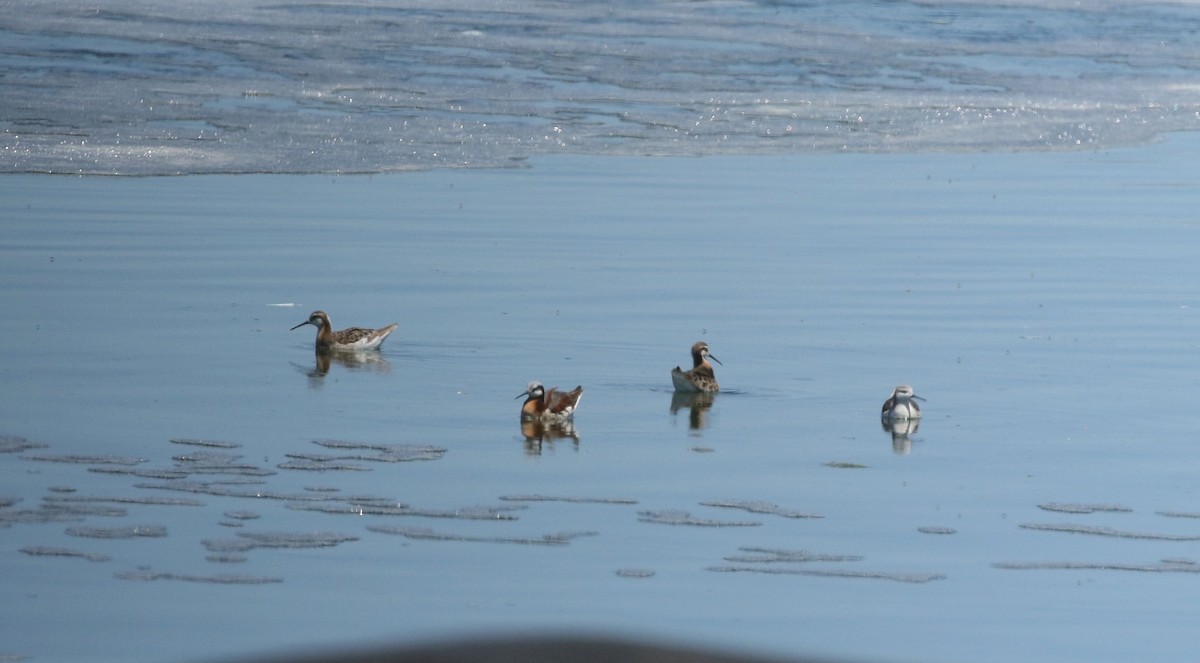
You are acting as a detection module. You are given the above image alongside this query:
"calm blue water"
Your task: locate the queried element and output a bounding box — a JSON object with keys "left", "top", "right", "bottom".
{"left": 4, "top": 0, "right": 1200, "bottom": 174}
{"left": 5, "top": 138, "right": 1200, "bottom": 662}
{"left": 6, "top": 2, "right": 1200, "bottom": 662}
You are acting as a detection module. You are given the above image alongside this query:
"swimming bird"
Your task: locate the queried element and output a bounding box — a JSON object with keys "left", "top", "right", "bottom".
{"left": 517, "top": 381, "right": 583, "bottom": 423}
{"left": 671, "top": 341, "right": 721, "bottom": 393}
{"left": 881, "top": 384, "right": 924, "bottom": 420}
{"left": 290, "top": 310, "right": 397, "bottom": 353}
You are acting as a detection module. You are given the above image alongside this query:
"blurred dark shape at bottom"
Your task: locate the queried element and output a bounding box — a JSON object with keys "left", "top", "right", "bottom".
{"left": 237, "top": 635, "right": 855, "bottom": 663}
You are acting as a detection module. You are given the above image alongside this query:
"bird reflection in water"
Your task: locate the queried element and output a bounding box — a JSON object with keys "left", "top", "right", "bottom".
{"left": 297, "top": 351, "right": 392, "bottom": 387}
{"left": 520, "top": 419, "right": 580, "bottom": 455}
{"left": 670, "top": 392, "right": 716, "bottom": 432}
{"left": 881, "top": 417, "right": 920, "bottom": 454}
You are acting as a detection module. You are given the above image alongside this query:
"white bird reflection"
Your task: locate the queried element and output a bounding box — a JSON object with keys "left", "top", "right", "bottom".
{"left": 881, "top": 417, "right": 921, "bottom": 454}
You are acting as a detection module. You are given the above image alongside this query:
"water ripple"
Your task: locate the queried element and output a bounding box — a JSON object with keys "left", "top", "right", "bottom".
{"left": 7, "top": 0, "right": 1200, "bottom": 174}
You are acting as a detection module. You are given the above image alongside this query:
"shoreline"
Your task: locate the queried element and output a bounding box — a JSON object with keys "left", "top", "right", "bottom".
{"left": 1, "top": 129, "right": 1194, "bottom": 179}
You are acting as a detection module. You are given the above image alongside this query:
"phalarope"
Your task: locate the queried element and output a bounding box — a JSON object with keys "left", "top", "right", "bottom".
{"left": 517, "top": 381, "right": 583, "bottom": 423}
{"left": 671, "top": 341, "right": 721, "bottom": 393}
{"left": 290, "top": 310, "right": 397, "bottom": 353}
{"left": 881, "top": 384, "right": 924, "bottom": 420}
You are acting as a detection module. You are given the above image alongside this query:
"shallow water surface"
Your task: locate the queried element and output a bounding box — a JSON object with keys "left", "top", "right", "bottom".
{"left": 6, "top": 0, "right": 1200, "bottom": 173}
{"left": 4, "top": 138, "right": 1200, "bottom": 662}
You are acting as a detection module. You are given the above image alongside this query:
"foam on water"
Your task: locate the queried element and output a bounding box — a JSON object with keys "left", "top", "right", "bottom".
{"left": 4, "top": 0, "right": 1200, "bottom": 174}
